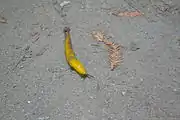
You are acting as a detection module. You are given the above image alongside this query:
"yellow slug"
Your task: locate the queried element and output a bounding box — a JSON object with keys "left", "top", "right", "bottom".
{"left": 63, "top": 27, "right": 94, "bottom": 78}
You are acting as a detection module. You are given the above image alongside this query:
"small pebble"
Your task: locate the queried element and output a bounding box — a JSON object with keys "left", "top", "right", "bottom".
{"left": 20, "top": 65, "right": 24, "bottom": 69}
{"left": 60, "top": 1, "right": 70, "bottom": 7}
{"left": 121, "top": 91, "right": 126, "bottom": 96}
{"left": 173, "top": 89, "right": 177, "bottom": 92}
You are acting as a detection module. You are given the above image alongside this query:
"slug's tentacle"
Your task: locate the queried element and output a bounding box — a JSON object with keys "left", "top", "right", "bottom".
{"left": 81, "top": 73, "right": 95, "bottom": 79}
{"left": 64, "top": 27, "right": 70, "bottom": 33}
{"left": 87, "top": 74, "right": 95, "bottom": 79}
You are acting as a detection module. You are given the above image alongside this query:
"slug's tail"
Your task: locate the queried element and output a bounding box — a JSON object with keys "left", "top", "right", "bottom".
{"left": 64, "top": 27, "right": 71, "bottom": 33}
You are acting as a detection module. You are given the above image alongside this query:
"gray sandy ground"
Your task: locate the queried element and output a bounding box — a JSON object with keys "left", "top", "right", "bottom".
{"left": 0, "top": 0, "right": 180, "bottom": 120}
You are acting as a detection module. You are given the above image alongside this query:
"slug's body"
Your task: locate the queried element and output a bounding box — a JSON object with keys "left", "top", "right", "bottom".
{"left": 64, "top": 27, "right": 93, "bottom": 78}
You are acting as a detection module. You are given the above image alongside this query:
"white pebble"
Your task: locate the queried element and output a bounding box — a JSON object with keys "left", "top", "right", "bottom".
{"left": 60, "top": 1, "right": 70, "bottom": 7}
{"left": 121, "top": 91, "right": 126, "bottom": 96}
{"left": 140, "top": 78, "right": 144, "bottom": 82}
{"left": 173, "top": 89, "right": 177, "bottom": 92}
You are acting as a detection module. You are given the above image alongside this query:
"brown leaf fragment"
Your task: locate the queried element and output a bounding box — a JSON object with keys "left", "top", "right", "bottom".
{"left": 112, "top": 10, "right": 143, "bottom": 17}
{"left": 91, "top": 30, "right": 106, "bottom": 42}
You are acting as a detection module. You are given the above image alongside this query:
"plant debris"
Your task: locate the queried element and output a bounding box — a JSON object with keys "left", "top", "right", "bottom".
{"left": 31, "top": 32, "right": 40, "bottom": 43}
{"left": 5, "top": 45, "right": 32, "bottom": 74}
{"left": 0, "top": 15, "right": 7, "bottom": 24}
{"left": 112, "top": 10, "right": 143, "bottom": 17}
{"left": 107, "top": 42, "right": 122, "bottom": 71}
{"left": 36, "top": 44, "right": 49, "bottom": 56}
{"left": 129, "top": 42, "right": 140, "bottom": 51}
{"left": 91, "top": 30, "right": 123, "bottom": 71}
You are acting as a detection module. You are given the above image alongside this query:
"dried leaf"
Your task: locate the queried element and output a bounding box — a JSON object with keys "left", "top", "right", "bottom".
{"left": 108, "top": 43, "right": 122, "bottom": 71}
{"left": 91, "top": 30, "right": 106, "bottom": 42}
{"left": 91, "top": 30, "right": 123, "bottom": 70}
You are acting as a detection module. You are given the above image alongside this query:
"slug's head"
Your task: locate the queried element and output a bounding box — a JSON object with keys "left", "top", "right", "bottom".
{"left": 64, "top": 27, "right": 70, "bottom": 33}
